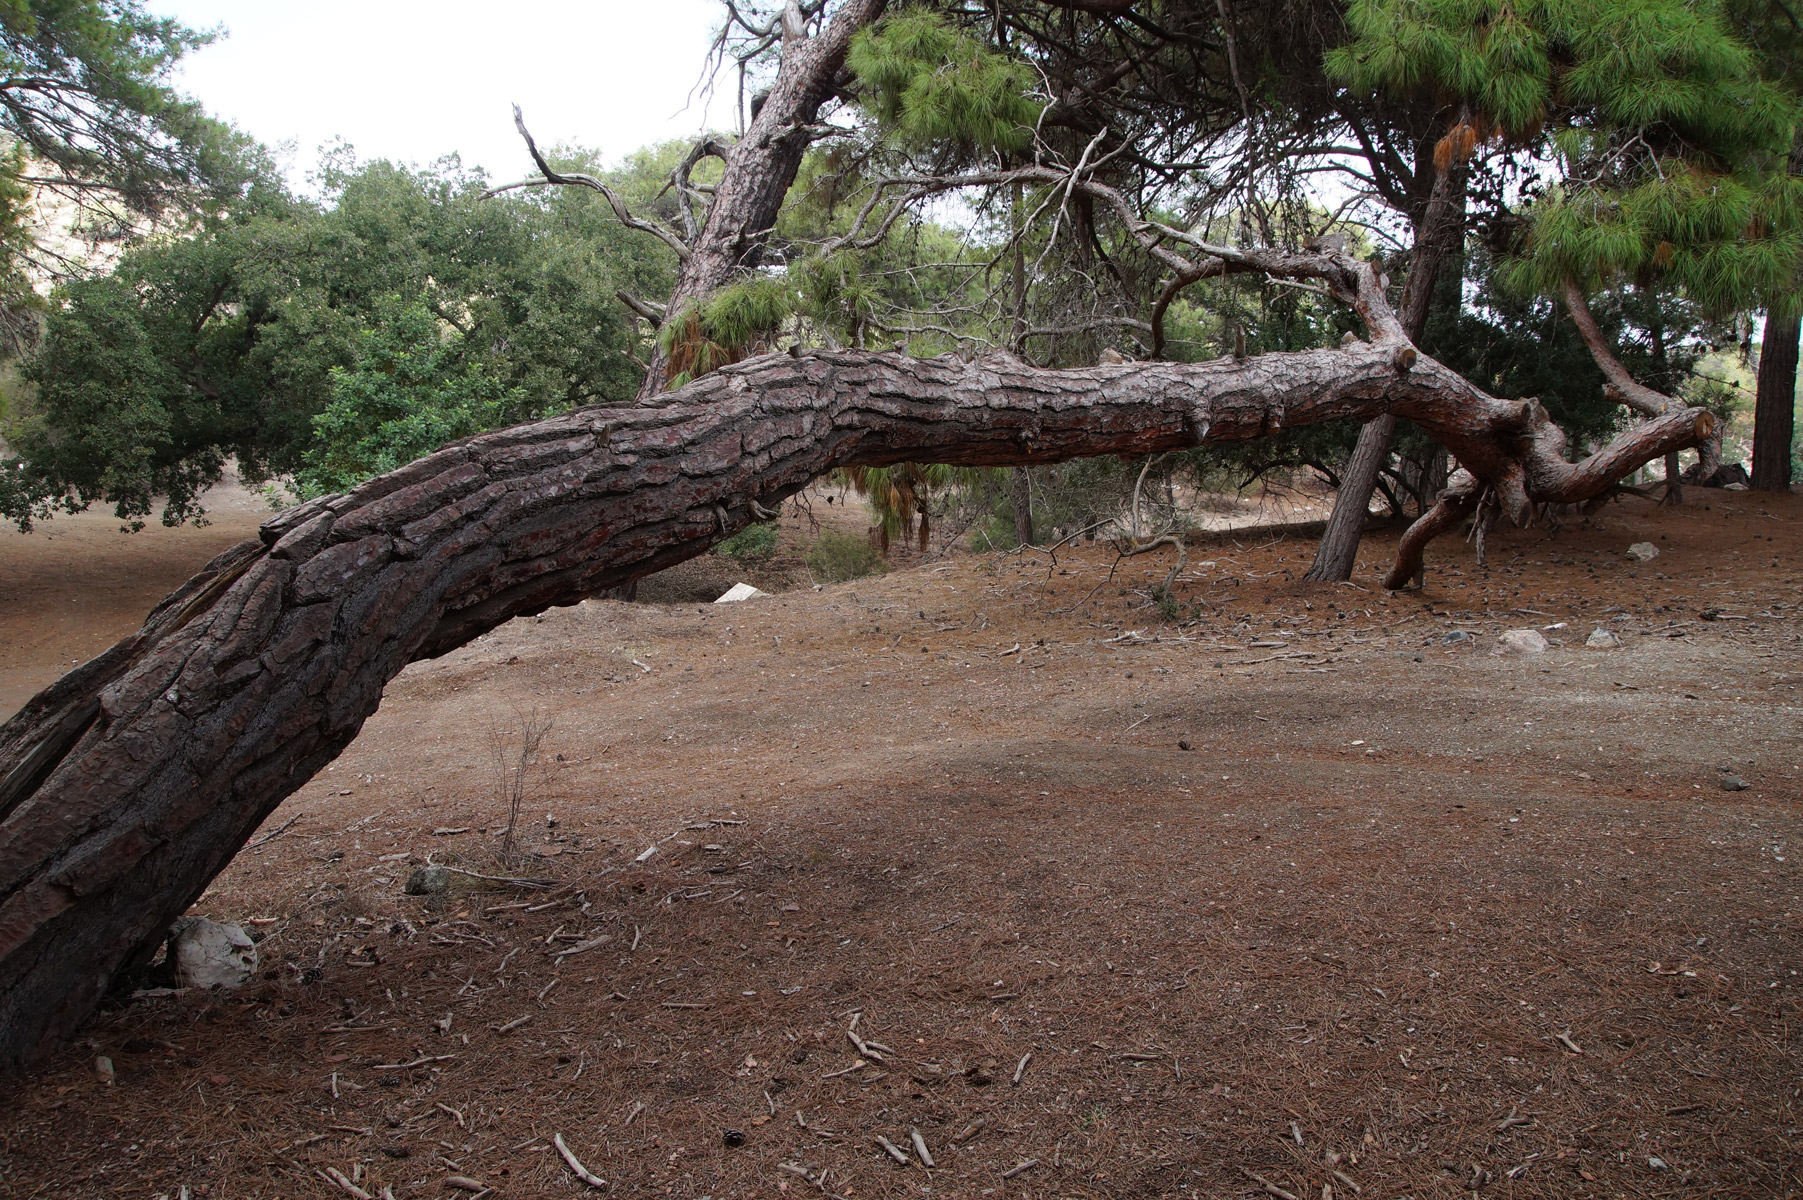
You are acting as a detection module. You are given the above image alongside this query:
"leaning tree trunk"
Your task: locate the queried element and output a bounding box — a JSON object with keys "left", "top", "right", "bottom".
{"left": 1752, "top": 307, "right": 1800, "bottom": 491}
{"left": 0, "top": 252, "right": 1714, "bottom": 1070}
{"left": 1305, "top": 155, "right": 1467, "bottom": 581}
{"left": 1306, "top": 410, "right": 1398, "bottom": 576}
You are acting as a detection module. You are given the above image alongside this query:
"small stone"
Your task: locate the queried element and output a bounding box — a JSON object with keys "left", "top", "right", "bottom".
{"left": 1585, "top": 628, "right": 1621, "bottom": 649}
{"left": 714, "top": 582, "right": 770, "bottom": 604}
{"left": 1647, "top": 1156, "right": 1668, "bottom": 1171}
{"left": 1626, "top": 541, "right": 1659, "bottom": 562}
{"left": 1719, "top": 773, "right": 1749, "bottom": 792}
{"left": 1178, "top": 739, "right": 1193, "bottom": 751}
{"left": 1441, "top": 630, "right": 1475, "bottom": 646}
{"left": 169, "top": 917, "right": 258, "bottom": 989}
{"left": 723, "top": 1128, "right": 747, "bottom": 1148}
{"left": 404, "top": 865, "right": 450, "bottom": 895}
{"left": 1495, "top": 628, "right": 1549, "bottom": 655}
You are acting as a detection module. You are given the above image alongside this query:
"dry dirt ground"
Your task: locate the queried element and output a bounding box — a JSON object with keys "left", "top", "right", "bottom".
{"left": 0, "top": 473, "right": 279, "bottom": 716}
{"left": 2, "top": 489, "right": 1802, "bottom": 1200}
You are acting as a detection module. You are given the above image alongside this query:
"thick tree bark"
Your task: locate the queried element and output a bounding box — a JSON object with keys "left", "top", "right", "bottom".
{"left": 0, "top": 250, "right": 1714, "bottom": 1071}
{"left": 1663, "top": 451, "right": 1685, "bottom": 504}
{"left": 1752, "top": 308, "right": 1800, "bottom": 491}
{"left": 1306, "top": 411, "right": 1396, "bottom": 576}
{"left": 635, "top": 0, "right": 887, "bottom": 398}
{"left": 1304, "top": 156, "right": 1466, "bottom": 581}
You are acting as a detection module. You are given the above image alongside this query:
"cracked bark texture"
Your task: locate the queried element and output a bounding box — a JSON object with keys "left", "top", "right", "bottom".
{"left": 1752, "top": 308, "right": 1799, "bottom": 492}
{"left": 0, "top": 292, "right": 1713, "bottom": 1069}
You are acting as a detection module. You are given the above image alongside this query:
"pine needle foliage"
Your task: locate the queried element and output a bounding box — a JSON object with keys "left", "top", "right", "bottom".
{"left": 847, "top": 11, "right": 1042, "bottom": 156}
{"left": 1507, "top": 168, "right": 1803, "bottom": 314}
{"left": 658, "top": 275, "right": 794, "bottom": 388}
{"left": 1331, "top": 0, "right": 1803, "bottom": 317}
{"left": 1329, "top": 0, "right": 1793, "bottom": 149}
{"left": 837, "top": 462, "right": 991, "bottom": 552}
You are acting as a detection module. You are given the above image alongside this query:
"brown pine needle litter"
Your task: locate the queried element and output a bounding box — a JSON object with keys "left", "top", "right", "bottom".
{"left": 5, "top": 495, "right": 1803, "bottom": 1198}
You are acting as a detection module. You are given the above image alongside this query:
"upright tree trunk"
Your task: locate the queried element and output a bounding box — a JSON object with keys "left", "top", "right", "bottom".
{"left": 1011, "top": 467, "right": 1035, "bottom": 546}
{"left": 1304, "top": 157, "right": 1466, "bottom": 582}
{"left": 1008, "top": 182, "right": 1036, "bottom": 548}
{"left": 1647, "top": 312, "right": 1686, "bottom": 504}
{"left": 1752, "top": 308, "right": 1800, "bottom": 491}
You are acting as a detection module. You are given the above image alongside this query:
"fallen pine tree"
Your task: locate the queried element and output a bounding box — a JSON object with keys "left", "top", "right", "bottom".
{"left": 0, "top": 0, "right": 1723, "bottom": 1069}
{"left": 0, "top": 247, "right": 1709, "bottom": 1068}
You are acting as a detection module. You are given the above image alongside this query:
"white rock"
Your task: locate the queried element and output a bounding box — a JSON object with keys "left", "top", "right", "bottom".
{"left": 170, "top": 917, "right": 257, "bottom": 989}
{"left": 1496, "top": 628, "right": 1549, "bottom": 655}
{"left": 714, "top": 582, "right": 770, "bottom": 604}
{"left": 1626, "top": 541, "right": 1659, "bottom": 562}
{"left": 1585, "top": 627, "right": 1621, "bottom": 649}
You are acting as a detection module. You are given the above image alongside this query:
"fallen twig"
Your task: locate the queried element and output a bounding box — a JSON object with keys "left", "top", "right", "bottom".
{"left": 554, "top": 935, "right": 612, "bottom": 961}
{"left": 1002, "top": 1158, "right": 1039, "bottom": 1180}
{"left": 437, "top": 864, "right": 555, "bottom": 889}
{"left": 318, "top": 1166, "right": 373, "bottom": 1199}
{"left": 1497, "top": 1104, "right": 1535, "bottom": 1132}
{"left": 553, "top": 1132, "right": 607, "bottom": 1188}
{"left": 875, "top": 1134, "right": 911, "bottom": 1165}
{"left": 372, "top": 1053, "right": 456, "bottom": 1071}
{"left": 909, "top": 1127, "right": 934, "bottom": 1168}
{"left": 248, "top": 814, "right": 302, "bottom": 849}
{"left": 952, "top": 1116, "right": 987, "bottom": 1144}
{"left": 1238, "top": 1168, "right": 1300, "bottom": 1200}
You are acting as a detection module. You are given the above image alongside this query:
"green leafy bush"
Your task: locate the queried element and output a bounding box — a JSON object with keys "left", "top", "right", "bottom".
{"left": 714, "top": 522, "right": 778, "bottom": 563}
{"left": 297, "top": 299, "right": 528, "bottom": 497}
{"left": 807, "top": 529, "right": 885, "bottom": 583}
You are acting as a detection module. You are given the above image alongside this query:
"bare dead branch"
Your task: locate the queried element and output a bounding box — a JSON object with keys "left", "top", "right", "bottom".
{"left": 488, "top": 106, "right": 692, "bottom": 262}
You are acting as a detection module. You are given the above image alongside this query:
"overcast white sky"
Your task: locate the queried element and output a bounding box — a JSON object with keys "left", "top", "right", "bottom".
{"left": 151, "top": 2, "right": 733, "bottom": 187}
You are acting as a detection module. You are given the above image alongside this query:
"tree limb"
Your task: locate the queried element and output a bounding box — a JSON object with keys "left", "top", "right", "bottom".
{"left": 615, "top": 290, "right": 667, "bottom": 327}
{"left": 1560, "top": 279, "right": 1675, "bottom": 417}
{"left": 487, "top": 106, "right": 693, "bottom": 262}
